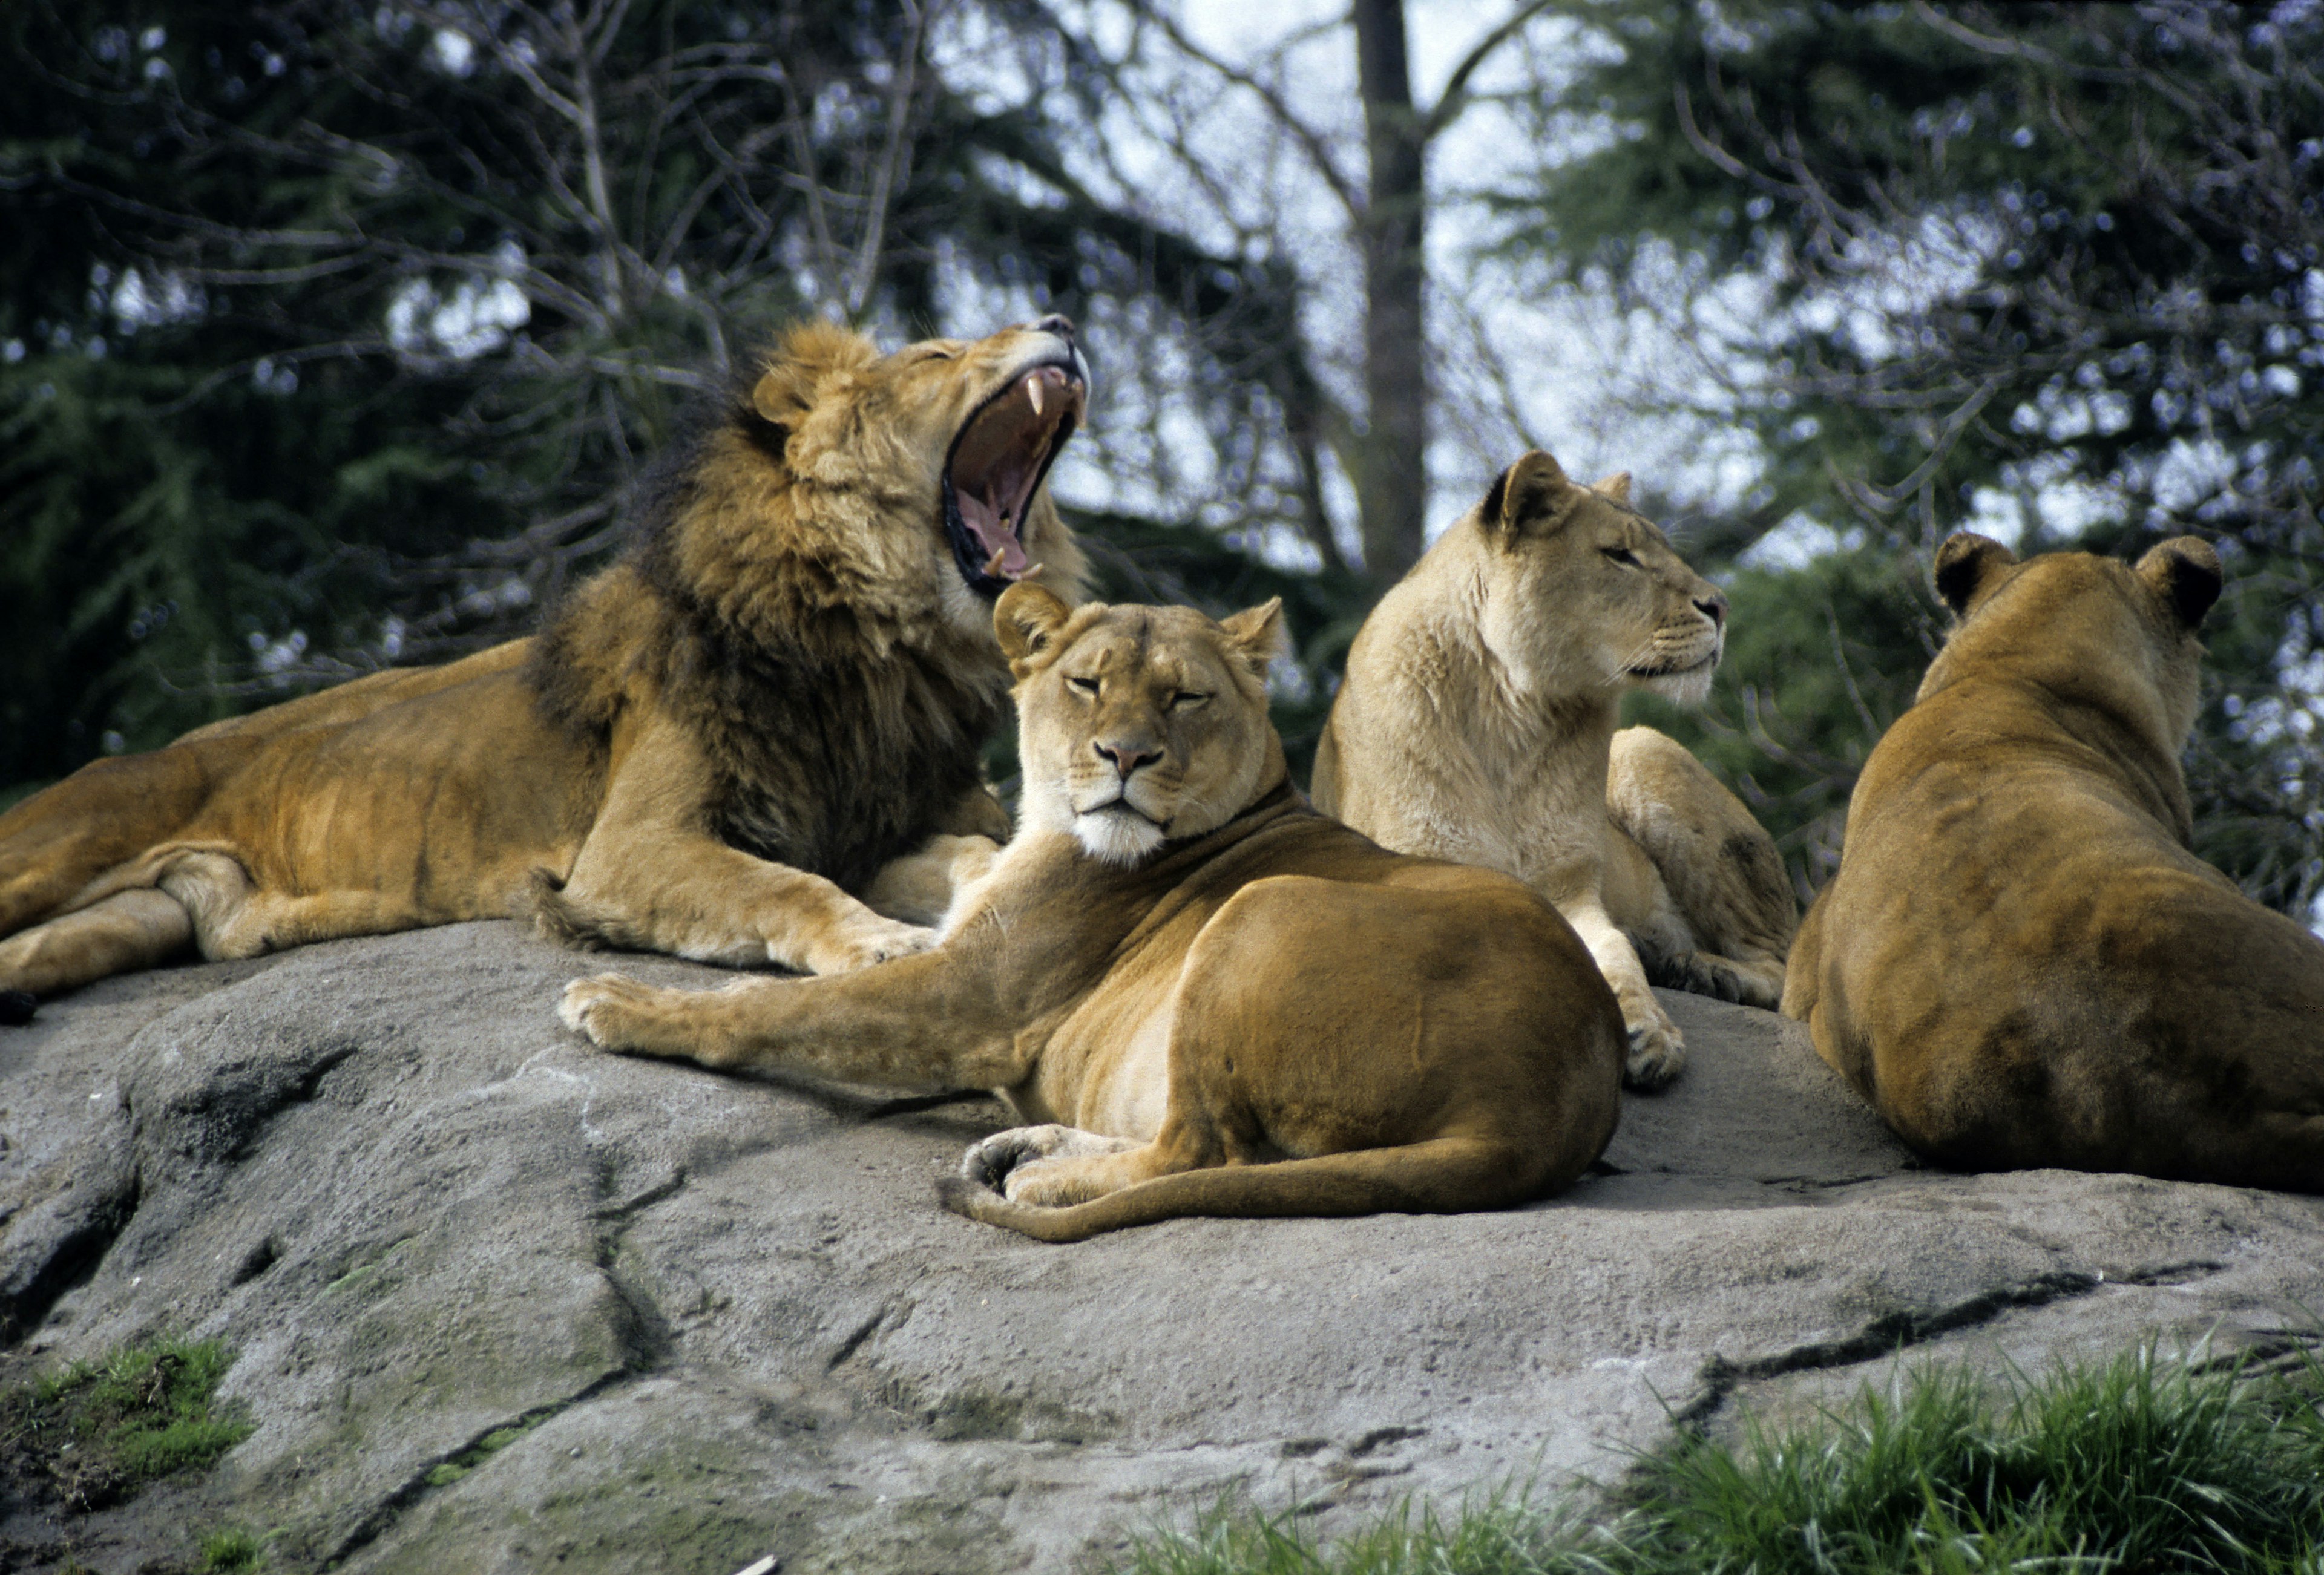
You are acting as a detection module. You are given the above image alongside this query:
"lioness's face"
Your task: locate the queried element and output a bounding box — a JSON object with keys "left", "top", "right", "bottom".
{"left": 755, "top": 315, "right": 1089, "bottom": 626}
{"left": 995, "top": 586, "right": 1286, "bottom": 865}
{"left": 1471, "top": 451, "right": 1727, "bottom": 702}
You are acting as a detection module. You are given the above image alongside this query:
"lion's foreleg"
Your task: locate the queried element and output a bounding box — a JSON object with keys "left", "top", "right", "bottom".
{"left": 560, "top": 951, "right": 1025, "bottom": 1090}
{"left": 0, "top": 889, "right": 195, "bottom": 998}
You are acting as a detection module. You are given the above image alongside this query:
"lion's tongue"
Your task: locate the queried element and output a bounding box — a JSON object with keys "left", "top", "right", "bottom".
{"left": 957, "top": 483, "right": 1030, "bottom": 577}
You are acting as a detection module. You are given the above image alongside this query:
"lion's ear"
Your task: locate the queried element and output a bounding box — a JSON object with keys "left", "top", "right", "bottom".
{"left": 1932, "top": 532, "right": 2018, "bottom": 617}
{"left": 2135, "top": 536, "right": 2222, "bottom": 629}
{"left": 750, "top": 321, "right": 880, "bottom": 440}
{"left": 1590, "top": 471, "right": 1633, "bottom": 505}
{"left": 1218, "top": 597, "right": 1287, "bottom": 676}
{"left": 1480, "top": 450, "right": 1578, "bottom": 537}
{"left": 996, "top": 583, "right": 1075, "bottom": 672}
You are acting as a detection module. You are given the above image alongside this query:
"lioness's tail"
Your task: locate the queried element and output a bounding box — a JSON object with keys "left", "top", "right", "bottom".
{"left": 937, "top": 1136, "right": 1563, "bottom": 1243}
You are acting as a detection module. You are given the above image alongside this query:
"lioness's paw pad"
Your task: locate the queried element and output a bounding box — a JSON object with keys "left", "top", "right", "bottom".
{"left": 1622, "top": 1020, "right": 1687, "bottom": 1093}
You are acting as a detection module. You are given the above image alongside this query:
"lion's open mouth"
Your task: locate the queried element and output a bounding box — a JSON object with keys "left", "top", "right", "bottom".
{"left": 944, "top": 357, "right": 1085, "bottom": 599}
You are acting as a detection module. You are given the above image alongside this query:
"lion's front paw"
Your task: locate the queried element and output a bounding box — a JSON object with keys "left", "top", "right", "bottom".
{"left": 1621, "top": 1013, "right": 1687, "bottom": 1093}
{"left": 796, "top": 915, "right": 939, "bottom": 975}
{"left": 559, "top": 973, "right": 660, "bottom": 1049}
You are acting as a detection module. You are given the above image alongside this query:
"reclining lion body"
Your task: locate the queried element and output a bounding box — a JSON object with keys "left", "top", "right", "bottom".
{"left": 1313, "top": 450, "right": 1796, "bottom": 1092}
{"left": 1782, "top": 533, "right": 2323, "bottom": 1191}
{"left": 0, "top": 318, "right": 1089, "bottom": 1001}
{"left": 563, "top": 586, "right": 1625, "bottom": 1240}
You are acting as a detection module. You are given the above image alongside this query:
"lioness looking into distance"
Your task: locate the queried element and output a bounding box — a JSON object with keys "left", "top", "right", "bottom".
{"left": 1784, "top": 533, "right": 2323, "bottom": 1191}
{"left": 0, "top": 316, "right": 1089, "bottom": 1013}
{"left": 562, "top": 584, "right": 1626, "bottom": 1242}
{"left": 1313, "top": 450, "right": 1796, "bottom": 1092}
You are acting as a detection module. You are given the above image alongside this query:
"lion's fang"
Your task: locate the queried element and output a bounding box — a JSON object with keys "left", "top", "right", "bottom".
{"left": 1025, "top": 373, "right": 1045, "bottom": 417}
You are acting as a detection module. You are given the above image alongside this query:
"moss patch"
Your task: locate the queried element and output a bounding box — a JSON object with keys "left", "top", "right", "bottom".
{"left": 0, "top": 1338, "right": 254, "bottom": 1514}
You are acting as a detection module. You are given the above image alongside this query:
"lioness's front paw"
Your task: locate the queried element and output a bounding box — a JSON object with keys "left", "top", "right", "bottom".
{"left": 559, "top": 972, "right": 658, "bottom": 1047}
{"left": 795, "top": 915, "right": 939, "bottom": 975}
{"left": 1621, "top": 1014, "right": 1687, "bottom": 1093}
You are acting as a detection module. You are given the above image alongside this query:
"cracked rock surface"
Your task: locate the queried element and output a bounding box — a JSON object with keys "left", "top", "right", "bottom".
{"left": 1, "top": 921, "right": 2319, "bottom": 1573}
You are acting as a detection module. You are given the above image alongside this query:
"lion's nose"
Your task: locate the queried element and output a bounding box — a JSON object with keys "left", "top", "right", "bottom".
{"left": 1695, "top": 593, "right": 1727, "bottom": 629}
{"left": 1093, "top": 739, "right": 1159, "bottom": 780}
{"left": 1032, "top": 313, "right": 1077, "bottom": 345}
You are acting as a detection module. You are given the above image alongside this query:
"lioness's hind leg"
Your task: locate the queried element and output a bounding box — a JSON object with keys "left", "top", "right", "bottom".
{"left": 861, "top": 834, "right": 1001, "bottom": 926}
{"left": 959, "top": 1125, "right": 1163, "bottom": 1208}
{"left": 0, "top": 889, "right": 194, "bottom": 999}
{"left": 1607, "top": 727, "right": 1796, "bottom": 1004}
{"left": 960, "top": 1124, "right": 1143, "bottom": 1203}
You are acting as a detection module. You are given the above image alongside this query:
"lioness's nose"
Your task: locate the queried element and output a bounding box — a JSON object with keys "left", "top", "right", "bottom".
{"left": 1695, "top": 593, "right": 1727, "bottom": 628}
{"left": 1094, "top": 739, "right": 1159, "bottom": 779}
{"left": 1031, "top": 313, "right": 1077, "bottom": 345}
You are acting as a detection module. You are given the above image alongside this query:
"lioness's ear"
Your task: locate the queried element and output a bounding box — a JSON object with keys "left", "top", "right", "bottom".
{"left": 1932, "top": 532, "right": 2018, "bottom": 617}
{"left": 1590, "top": 471, "right": 1633, "bottom": 505}
{"left": 1218, "top": 597, "right": 1288, "bottom": 675}
{"left": 996, "top": 583, "right": 1075, "bottom": 673}
{"left": 1480, "top": 450, "right": 1578, "bottom": 537}
{"left": 2135, "top": 536, "right": 2221, "bottom": 629}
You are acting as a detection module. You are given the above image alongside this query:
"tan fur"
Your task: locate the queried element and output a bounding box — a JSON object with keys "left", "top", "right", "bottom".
{"left": 562, "top": 586, "right": 1626, "bottom": 1242}
{"left": 1782, "top": 534, "right": 2323, "bottom": 1191}
{"left": 1312, "top": 451, "right": 1796, "bottom": 1091}
{"left": 0, "top": 318, "right": 1091, "bottom": 1001}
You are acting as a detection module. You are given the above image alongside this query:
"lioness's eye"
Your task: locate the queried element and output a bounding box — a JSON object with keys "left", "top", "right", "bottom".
{"left": 1601, "top": 546, "right": 1641, "bottom": 568}
{"left": 907, "top": 345, "right": 956, "bottom": 363}
{"left": 1171, "top": 691, "right": 1210, "bottom": 710}
{"left": 1068, "top": 676, "right": 1099, "bottom": 696}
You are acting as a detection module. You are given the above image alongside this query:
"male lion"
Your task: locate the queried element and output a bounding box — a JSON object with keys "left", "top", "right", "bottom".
{"left": 1311, "top": 450, "right": 1796, "bottom": 1092}
{"left": 560, "top": 584, "right": 1625, "bottom": 1242}
{"left": 1783, "top": 533, "right": 2323, "bottom": 1191}
{"left": 0, "top": 317, "right": 1089, "bottom": 1009}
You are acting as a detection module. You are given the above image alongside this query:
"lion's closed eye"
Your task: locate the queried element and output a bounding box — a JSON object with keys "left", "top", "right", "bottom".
{"left": 1170, "top": 691, "right": 1210, "bottom": 710}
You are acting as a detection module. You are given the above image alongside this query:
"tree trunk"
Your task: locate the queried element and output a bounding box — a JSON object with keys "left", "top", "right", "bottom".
{"left": 1353, "top": 0, "right": 1428, "bottom": 584}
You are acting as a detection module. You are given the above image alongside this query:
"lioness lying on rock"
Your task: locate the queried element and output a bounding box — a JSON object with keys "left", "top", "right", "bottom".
{"left": 563, "top": 585, "right": 1626, "bottom": 1241}
{"left": 1313, "top": 450, "right": 1796, "bottom": 1092}
{"left": 1784, "top": 532, "right": 2323, "bottom": 1191}
{"left": 0, "top": 317, "right": 1088, "bottom": 1010}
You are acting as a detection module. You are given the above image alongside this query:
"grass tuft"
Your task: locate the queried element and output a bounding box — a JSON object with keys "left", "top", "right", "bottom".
{"left": 198, "top": 1525, "right": 266, "bottom": 1571}
{"left": 1103, "top": 1343, "right": 2324, "bottom": 1575}
{"left": 0, "top": 1337, "right": 254, "bottom": 1513}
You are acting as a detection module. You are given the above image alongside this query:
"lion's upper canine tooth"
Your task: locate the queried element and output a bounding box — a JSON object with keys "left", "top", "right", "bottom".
{"left": 1025, "top": 372, "right": 1045, "bottom": 417}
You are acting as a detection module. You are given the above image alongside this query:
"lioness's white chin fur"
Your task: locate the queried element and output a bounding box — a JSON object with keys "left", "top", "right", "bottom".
{"left": 1074, "top": 809, "right": 1167, "bottom": 866}
{"left": 1643, "top": 661, "right": 1717, "bottom": 706}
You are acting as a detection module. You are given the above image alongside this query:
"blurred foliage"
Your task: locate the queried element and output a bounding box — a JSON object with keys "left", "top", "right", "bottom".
{"left": 1515, "top": 0, "right": 2324, "bottom": 910}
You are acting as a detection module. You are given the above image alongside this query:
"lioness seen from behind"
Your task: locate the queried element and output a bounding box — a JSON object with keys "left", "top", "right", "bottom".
{"left": 1784, "top": 533, "right": 2323, "bottom": 1191}
{"left": 563, "top": 584, "right": 1626, "bottom": 1242}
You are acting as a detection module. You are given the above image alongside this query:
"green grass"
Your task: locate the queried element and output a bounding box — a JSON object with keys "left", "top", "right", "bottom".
{"left": 197, "top": 1525, "right": 266, "bottom": 1571}
{"left": 1103, "top": 1344, "right": 2324, "bottom": 1575}
{"left": 1, "top": 1338, "right": 254, "bottom": 1511}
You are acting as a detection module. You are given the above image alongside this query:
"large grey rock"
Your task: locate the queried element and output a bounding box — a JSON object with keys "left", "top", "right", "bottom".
{"left": 1, "top": 922, "right": 2318, "bottom": 1573}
